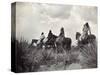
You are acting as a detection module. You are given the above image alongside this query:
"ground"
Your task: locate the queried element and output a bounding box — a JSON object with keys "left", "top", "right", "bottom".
{"left": 14, "top": 39, "right": 97, "bottom": 72}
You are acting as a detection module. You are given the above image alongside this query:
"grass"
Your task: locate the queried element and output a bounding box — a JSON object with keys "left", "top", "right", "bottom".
{"left": 12, "top": 38, "right": 97, "bottom": 72}
{"left": 79, "top": 40, "right": 97, "bottom": 68}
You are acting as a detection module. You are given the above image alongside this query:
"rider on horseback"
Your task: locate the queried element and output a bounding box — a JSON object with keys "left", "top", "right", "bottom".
{"left": 59, "top": 27, "right": 65, "bottom": 37}
{"left": 81, "top": 22, "right": 91, "bottom": 40}
{"left": 57, "top": 27, "right": 65, "bottom": 42}
{"left": 37, "top": 32, "right": 45, "bottom": 45}
{"left": 47, "top": 30, "right": 53, "bottom": 41}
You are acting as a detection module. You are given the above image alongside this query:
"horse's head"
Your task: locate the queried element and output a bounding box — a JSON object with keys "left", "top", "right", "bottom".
{"left": 76, "top": 32, "right": 81, "bottom": 40}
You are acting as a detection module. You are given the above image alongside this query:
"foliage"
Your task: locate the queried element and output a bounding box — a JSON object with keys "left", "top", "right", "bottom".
{"left": 13, "top": 38, "right": 97, "bottom": 72}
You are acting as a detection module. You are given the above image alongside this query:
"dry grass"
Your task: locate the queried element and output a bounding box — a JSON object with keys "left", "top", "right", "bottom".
{"left": 14, "top": 39, "right": 71, "bottom": 72}
{"left": 79, "top": 40, "right": 97, "bottom": 68}
{"left": 13, "top": 38, "right": 97, "bottom": 72}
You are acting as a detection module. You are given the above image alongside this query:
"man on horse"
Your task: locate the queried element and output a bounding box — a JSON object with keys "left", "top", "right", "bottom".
{"left": 47, "top": 30, "right": 53, "bottom": 41}
{"left": 81, "top": 22, "right": 91, "bottom": 40}
{"left": 45, "top": 30, "right": 57, "bottom": 48}
{"left": 56, "top": 27, "right": 65, "bottom": 42}
{"left": 56, "top": 27, "right": 66, "bottom": 52}
{"left": 37, "top": 32, "right": 45, "bottom": 48}
{"left": 75, "top": 22, "right": 95, "bottom": 46}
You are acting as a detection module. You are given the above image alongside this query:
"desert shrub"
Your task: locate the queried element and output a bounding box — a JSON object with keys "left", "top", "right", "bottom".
{"left": 69, "top": 50, "right": 80, "bottom": 63}
{"left": 13, "top": 38, "right": 40, "bottom": 72}
{"left": 79, "top": 40, "right": 97, "bottom": 68}
{"left": 13, "top": 38, "right": 98, "bottom": 72}
{"left": 14, "top": 39, "right": 59, "bottom": 72}
{"left": 15, "top": 39, "right": 30, "bottom": 72}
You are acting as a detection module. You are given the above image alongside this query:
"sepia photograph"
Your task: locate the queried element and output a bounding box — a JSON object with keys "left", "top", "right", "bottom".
{"left": 11, "top": 2, "right": 98, "bottom": 73}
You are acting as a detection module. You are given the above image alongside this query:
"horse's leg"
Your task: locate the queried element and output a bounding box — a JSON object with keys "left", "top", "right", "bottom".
{"left": 37, "top": 43, "right": 42, "bottom": 49}
{"left": 55, "top": 43, "right": 57, "bottom": 53}
{"left": 51, "top": 42, "right": 54, "bottom": 49}
{"left": 62, "top": 44, "right": 69, "bottom": 70}
{"left": 40, "top": 42, "right": 43, "bottom": 49}
{"left": 55, "top": 41, "right": 61, "bottom": 53}
{"left": 44, "top": 43, "right": 47, "bottom": 49}
{"left": 67, "top": 44, "right": 71, "bottom": 51}
{"left": 55, "top": 44, "right": 58, "bottom": 65}
{"left": 53, "top": 43, "right": 56, "bottom": 50}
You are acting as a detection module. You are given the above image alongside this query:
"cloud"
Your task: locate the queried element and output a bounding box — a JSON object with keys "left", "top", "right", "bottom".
{"left": 73, "top": 6, "right": 97, "bottom": 24}
{"left": 41, "top": 4, "right": 73, "bottom": 19}
{"left": 15, "top": 2, "right": 97, "bottom": 44}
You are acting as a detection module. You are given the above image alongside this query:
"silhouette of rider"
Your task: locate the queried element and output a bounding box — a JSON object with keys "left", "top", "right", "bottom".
{"left": 37, "top": 32, "right": 45, "bottom": 44}
{"left": 59, "top": 27, "right": 65, "bottom": 38}
{"left": 81, "top": 22, "right": 91, "bottom": 40}
{"left": 56, "top": 27, "right": 65, "bottom": 42}
{"left": 48, "top": 30, "right": 53, "bottom": 40}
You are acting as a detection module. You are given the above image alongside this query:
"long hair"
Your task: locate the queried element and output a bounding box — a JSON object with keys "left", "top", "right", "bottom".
{"left": 59, "top": 27, "right": 65, "bottom": 36}
{"left": 85, "top": 22, "right": 90, "bottom": 28}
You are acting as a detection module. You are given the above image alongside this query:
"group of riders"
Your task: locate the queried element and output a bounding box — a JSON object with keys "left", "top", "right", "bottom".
{"left": 31, "top": 22, "right": 95, "bottom": 49}
{"left": 37, "top": 27, "right": 65, "bottom": 45}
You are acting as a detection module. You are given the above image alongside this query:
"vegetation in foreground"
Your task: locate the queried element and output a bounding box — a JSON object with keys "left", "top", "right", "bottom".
{"left": 12, "top": 38, "right": 97, "bottom": 72}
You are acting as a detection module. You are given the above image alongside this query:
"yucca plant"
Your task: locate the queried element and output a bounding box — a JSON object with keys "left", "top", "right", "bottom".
{"left": 80, "top": 40, "right": 97, "bottom": 68}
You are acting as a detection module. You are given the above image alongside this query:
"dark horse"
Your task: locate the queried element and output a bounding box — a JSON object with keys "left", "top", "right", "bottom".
{"left": 55, "top": 27, "right": 72, "bottom": 53}
{"left": 76, "top": 32, "right": 96, "bottom": 46}
{"left": 44, "top": 30, "right": 58, "bottom": 49}
{"left": 55, "top": 37, "right": 72, "bottom": 53}
{"left": 81, "top": 34, "right": 96, "bottom": 45}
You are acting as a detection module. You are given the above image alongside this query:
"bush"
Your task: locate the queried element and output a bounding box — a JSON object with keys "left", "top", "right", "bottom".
{"left": 79, "top": 40, "right": 97, "bottom": 68}
{"left": 14, "top": 39, "right": 58, "bottom": 72}
{"left": 13, "top": 38, "right": 97, "bottom": 72}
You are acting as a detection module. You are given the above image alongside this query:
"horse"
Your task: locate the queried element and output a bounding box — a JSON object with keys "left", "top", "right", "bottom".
{"left": 55, "top": 37, "right": 72, "bottom": 53}
{"left": 30, "top": 38, "right": 45, "bottom": 48}
{"left": 81, "top": 34, "right": 96, "bottom": 45}
{"left": 44, "top": 34, "right": 58, "bottom": 49}
{"left": 75, "top": 32, "right": 96, "bottom": 46}
{"left": 30, "top": 39, "right": 38, "bottom": 47}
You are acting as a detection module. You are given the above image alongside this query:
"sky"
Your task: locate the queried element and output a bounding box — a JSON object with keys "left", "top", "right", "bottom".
{"left": 15, "top": 2, "right": 98, "bottom": 45}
